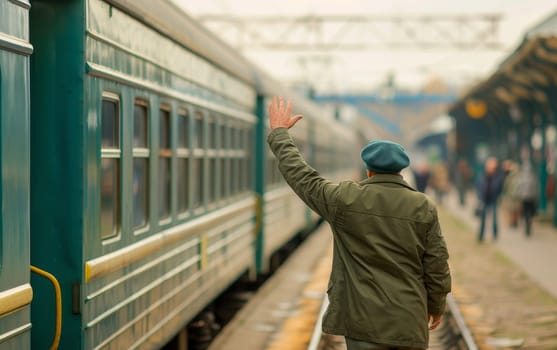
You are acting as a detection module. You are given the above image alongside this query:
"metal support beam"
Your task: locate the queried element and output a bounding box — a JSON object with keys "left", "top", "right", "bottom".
{"left": 198, "top": 14, "right": 503, "bottom": 51}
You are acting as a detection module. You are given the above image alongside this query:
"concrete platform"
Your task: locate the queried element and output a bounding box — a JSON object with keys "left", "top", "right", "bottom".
{"left": 444, "top": 190, "right": 557, "bottom": 300}
{"left": 440, "top": 190, "right": 557, "bottom": 349}
{"left": 208, "top": 225, "right": 332, "bottom": 350}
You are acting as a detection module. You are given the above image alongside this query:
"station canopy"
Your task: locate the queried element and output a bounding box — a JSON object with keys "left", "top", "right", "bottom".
{"left": 448, "top": 10, "right": 557, "bottom": 161}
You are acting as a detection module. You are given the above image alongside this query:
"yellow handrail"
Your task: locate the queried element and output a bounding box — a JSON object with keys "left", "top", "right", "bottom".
{"left": 30, "top": 265, "right": 62, "bottom": 350}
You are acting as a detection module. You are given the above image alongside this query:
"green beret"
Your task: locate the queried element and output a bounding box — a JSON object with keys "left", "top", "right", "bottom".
{"left": 360, "top": 140, "right": 410, "bottom": 173}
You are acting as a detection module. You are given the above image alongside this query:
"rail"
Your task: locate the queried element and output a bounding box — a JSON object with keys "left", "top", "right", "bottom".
{"left": 306, "top": 294, "right": 328, "bottom": 350}
{"left": 307, "top": 293, "right": 479, "bottom": 350}
{"left": 438, "top": 293, "right": 479, "bottom": 350}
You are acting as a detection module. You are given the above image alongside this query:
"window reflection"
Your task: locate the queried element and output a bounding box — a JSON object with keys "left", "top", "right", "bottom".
{"left": 100, "top": 95, "right": 120, "bottom": 240}
{"left": 195, "top": 113, "right": 203, "bottom": 149}
{"left": 102, "top": 100, "right": 119, "bottom": 149}
{"left": 134, "top": 104, "right": 148, "bottom": 148}
{"left": 133, "top": 158, "right": 149, "bottom": 229}
{"left": 178, "top": 112, "right": 188, "bottom": 149}
{"left": 177, "top": 159, "right": 189, "bottom": 213}
{"left": 133, "top": 100, "right": 149, "bottom": 231}
{"left": 100, "top": 158, "right": 119, "bottom": 238}
{"left": 177, "top": 110, "right": 189, "bottom": 215}
{"left": 159, "top": 108, "right": 171, "bottom": 221}
{"left": 192, "top": 158, "right": 204, "bottom": 208}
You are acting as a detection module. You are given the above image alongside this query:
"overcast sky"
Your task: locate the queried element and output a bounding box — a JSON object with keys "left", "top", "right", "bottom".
{"left": 172, "top": 0, "right": 557, "bottom": 94}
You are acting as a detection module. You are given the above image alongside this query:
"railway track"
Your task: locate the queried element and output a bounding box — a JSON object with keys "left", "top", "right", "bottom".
{"left": 308, "top": 294, "right": 478, "bottom": 350}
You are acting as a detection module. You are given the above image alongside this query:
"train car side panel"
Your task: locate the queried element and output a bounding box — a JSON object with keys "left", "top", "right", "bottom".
{"left": 0, "top": 0, "right": 32, "bottom": 348}
{"left": 81, "top": 1, "right": 257, "bottom": 348}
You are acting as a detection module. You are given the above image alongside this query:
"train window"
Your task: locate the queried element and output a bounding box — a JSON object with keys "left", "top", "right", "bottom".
{"left": 220, "top": 158, "right": 227, "bottom": 198}
{"left": 231, "top": 158, "right": 238, "bottom": 195}
{"left": 246, "top": 129, "right": 253, "bottom": 191}
{"left": 209, "top": 159, "right": 216, "bottom": 203}
{"left": 207, "top": 115, "right": 218, "bottom": 204}
{"left": 100, "top": 94, "right": 121, "bottom": 240}
{"left": 133, "top": 100, "right": 150, "bottom": 231}
{"left": 238, "top": 128, "right": 244, "bottom": 150}
{"left": 178, "top": 111, "right": 189, "bottom": 149}
{"left": 102, "top": 99, "right": 119, "bottom": 149}
{"left": 133, "top": 159, "right": 149, "bottom": 229}
{"left": 241, "top": 126, "right": 250, "bottom": 192}
{"left": 159, "top": 107, "right": 171, "bottom": 222}
{"left": 192, "top": 158, "right": 204, "bottom": 208}
{"left": 160, "top": 108, "right": 171, "bottom": 149}
{"left": 195, "top": 112, "right": 204, "bottom": 149}
{"left": 101, "top": 159, "right": 120, "bottom": 239}
{"left": 230, "top": 125, "right": 237, "bottom": 150}
{"left": 177, "top": 159, "right": 189, "bottom": 213}
{"left": 229, "top": 124, "right": 237, "bottom": 195}
{"left": 192, "top": 111, "right": 205, "bottom": 209}
{"left": 219, "top": 121, "right": 228, "bottom": 200}
{"left": 220, "top": 124, "right": 227, "bottom": 150}
{"left": 237, "top": 128, "right": 245, "bottom": 150}
{"left": 208, "top": 117, "right": 217, "bottom": 149}
{"left": 237, "top": 128, "right": 245, "bottom": 191}
{"left": 177, "top": 110, "right": 189, "bottom": 214}
{"left": 134, "top": 104, "right": 148, "bottom": 148}
{"left": 239, "top": 158, "right": 245, "bottom": 193}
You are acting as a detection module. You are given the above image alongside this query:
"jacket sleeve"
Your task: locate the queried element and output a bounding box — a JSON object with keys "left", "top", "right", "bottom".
{"left": 267, "top": 128, "right": 339, "bottom": 222}
{"left": 422, "top": 208, "right": 452, "bottom": 315}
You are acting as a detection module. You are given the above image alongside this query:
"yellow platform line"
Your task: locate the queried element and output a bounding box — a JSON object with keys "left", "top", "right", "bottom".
{"left": 266, "top": 243, "right": 333, "bottom": 350}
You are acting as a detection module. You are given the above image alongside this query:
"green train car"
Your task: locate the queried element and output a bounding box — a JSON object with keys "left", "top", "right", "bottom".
{"left": 0, "top": 0, "right": 33, "bottom": 348}
{"left": 2, "top": 0, "right": 360, "bottom": 348}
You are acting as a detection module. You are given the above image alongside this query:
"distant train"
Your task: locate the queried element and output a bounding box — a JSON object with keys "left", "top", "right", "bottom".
{"left": 0, "top": 0, "right": 358, "bottom": 348}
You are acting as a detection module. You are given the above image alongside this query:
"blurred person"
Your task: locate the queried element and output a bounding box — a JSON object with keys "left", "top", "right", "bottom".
{"left": 412, "top": 161, "right": 431, "bottom": 193}
{"left": 515, "top": 162, "right": 538, "bottom": 237}
{"left": 401, "top": 166, "right": 416, "bottom": 189}
{"left": 454, "top": 158, "right": 473, "bottom": 207}
{"left": 267, "top": 97, "right": 451, "bottom": 350}
{"left": 476, "top": 157, "right": 504, "bottom": 242}
{"left": 501, "top": 160, "right": 520, "bottom": 228}
{"left": 430, "top": 162, "right": 450, "bottom": 205}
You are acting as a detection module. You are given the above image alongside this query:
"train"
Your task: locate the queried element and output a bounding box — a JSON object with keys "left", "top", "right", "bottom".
{"left": 0, "top": 0, "right": 358, "bottom": 348}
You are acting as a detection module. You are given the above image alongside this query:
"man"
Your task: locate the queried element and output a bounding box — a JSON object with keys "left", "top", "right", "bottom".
{"left": 476, "top": 157, "right": 504, "bottom": 242}
{"left": 267, "top": 97, "right": 451, "bottom": 350}
{"left": 501, "top": 160, "right": 520, "bottom": 228}
{"left": 514, "top": 162, "right": 538, "bottom": 237}
{"left": 412, "top": 161, "right": 431, "bottom": 194}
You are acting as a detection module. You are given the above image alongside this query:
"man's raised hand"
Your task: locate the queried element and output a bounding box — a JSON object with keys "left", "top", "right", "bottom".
{"left": 268, "top": 96, "right": 303, "bottom": 130}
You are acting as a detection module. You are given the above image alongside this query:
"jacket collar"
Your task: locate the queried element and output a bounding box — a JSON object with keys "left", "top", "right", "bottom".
{"left": 359, "top": 173, "right": 416, "bottom": 191}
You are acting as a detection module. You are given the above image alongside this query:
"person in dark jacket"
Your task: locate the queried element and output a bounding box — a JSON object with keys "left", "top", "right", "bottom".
{"left": 267, "top": 97, "right": 451, "bottom": 350}
{"left": 476, "top": 157, "right": 504, "bottom": 242}
{"left": 412, "top": 161, "right": 431, "bottom": 193}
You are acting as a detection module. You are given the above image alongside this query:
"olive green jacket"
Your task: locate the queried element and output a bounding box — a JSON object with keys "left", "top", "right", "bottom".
{"left": 268, "top": 128, "right": 451, "bottom": 349}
